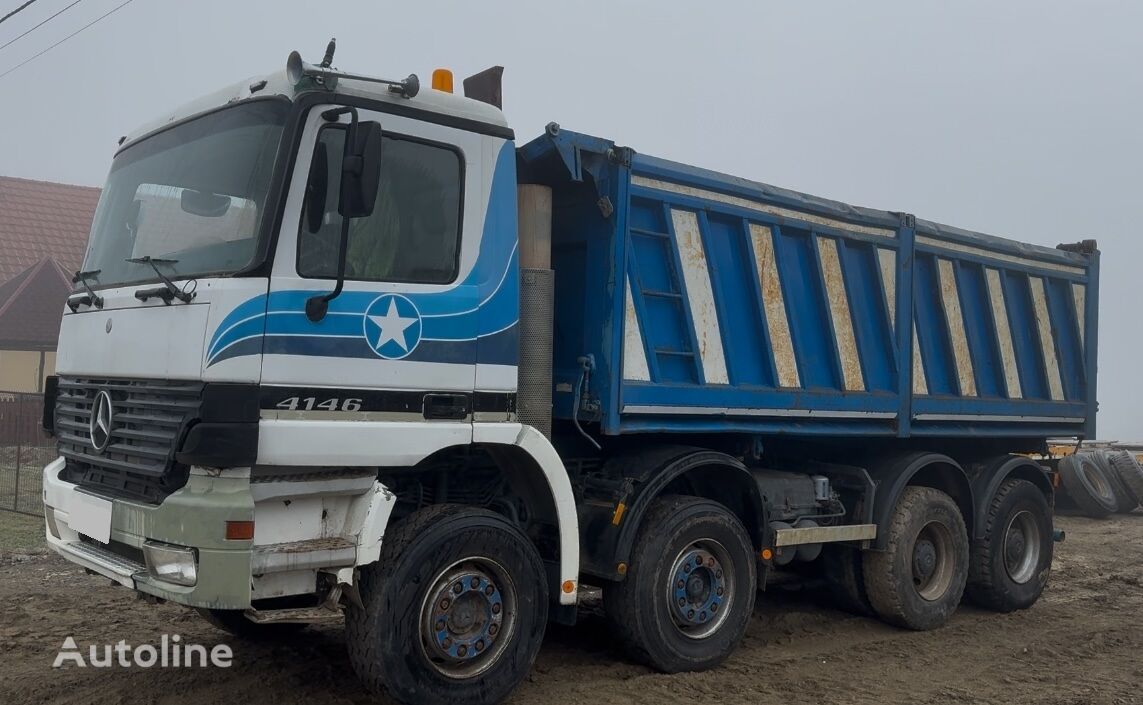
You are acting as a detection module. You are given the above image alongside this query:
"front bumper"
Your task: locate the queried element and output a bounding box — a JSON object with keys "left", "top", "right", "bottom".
{"left": 42, "top": 457, "right": 256, "bottom": 609}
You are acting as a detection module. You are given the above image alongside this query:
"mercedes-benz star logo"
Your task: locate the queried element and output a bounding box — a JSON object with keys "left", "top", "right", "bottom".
{"left": 89, "top": 391, "right": 114, "bottom": 453}
{"left": 362, "top": 294, "right": 422, "bottom": 360}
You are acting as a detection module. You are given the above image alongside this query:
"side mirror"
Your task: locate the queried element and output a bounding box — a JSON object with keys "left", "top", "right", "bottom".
{"left": 306, "top": 113, "right": 383, "bottom": 323}
{"left": 339, "top": 121, "right": 382, "bottom": 218}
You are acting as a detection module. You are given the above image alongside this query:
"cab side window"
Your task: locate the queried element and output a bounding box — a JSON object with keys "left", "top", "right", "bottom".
{"left": 298, "top": 126, "right": 463, "bottom": 284}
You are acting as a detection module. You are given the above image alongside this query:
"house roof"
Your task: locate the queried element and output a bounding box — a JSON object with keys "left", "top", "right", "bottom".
{"left": 0, "top": 258, "right": 74, "bottom": 350}
{"left": 0, "top": 175, "right": 101, "bottom": 284}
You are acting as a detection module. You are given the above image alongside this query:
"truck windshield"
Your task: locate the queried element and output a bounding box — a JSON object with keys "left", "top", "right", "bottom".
{"left": 80, "top": 99, "right": 289, "bottom": 288}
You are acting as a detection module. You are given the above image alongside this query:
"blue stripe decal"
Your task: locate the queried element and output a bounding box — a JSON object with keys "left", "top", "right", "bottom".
{"left": 206, "top": 140, "right": 519, "bottom": 368}
{"left": 252, "top": 324, "right": 519, "bottom": 365}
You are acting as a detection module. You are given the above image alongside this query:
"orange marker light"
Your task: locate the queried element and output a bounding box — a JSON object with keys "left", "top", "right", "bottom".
{"left": 562, "top": 580, "right": 576, "bottom": 594}
{"left": 760, "top": 548, "right": 773, "bottom": 561}
{"left": 431, "top": 68, "right": 454, "bottom": 93}
{"left": 611, "top": 501, "right": 627, "bottom": 526}
{"left": 225, "top": 520, "right": 255, "bottom": 541}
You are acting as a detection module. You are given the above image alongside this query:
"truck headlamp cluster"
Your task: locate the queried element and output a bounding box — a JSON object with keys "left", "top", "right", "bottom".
{"left": 142, "top": 541, "right": 198, "bottom": 587}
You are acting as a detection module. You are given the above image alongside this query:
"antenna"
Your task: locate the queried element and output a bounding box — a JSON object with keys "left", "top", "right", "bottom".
{"left": 320, "top": 38, "right": 336, "bottom": 68}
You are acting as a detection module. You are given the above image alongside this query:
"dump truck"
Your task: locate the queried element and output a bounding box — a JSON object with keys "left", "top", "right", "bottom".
{"left": 41, "top": 43, "right": 1099, "bottom": 705}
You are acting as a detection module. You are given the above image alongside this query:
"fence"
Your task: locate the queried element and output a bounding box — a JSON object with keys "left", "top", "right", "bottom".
{"left": 0, "top": 391, "right": 52, "bottom": 516}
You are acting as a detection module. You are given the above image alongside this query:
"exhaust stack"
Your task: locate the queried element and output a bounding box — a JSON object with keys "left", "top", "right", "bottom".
{"left": 516, "top": 185, "right": 554, "bottom": 439}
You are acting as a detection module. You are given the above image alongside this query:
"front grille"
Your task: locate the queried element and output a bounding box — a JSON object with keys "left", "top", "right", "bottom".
{"left": 56, "top": 378, "right": 204, "bottom": 503}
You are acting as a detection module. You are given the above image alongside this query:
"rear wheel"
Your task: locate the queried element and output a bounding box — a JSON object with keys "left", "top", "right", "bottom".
{"left": 345, "top": 505, "right": 548, "bottom": 705}
{"left": 1059, "top": 454, "right": 1117, "bottom": 518}
{"left": 864, "top": 487, "right": 969, "bottom": 630}
{"left": 603, "top": 495, "right": 756, "bottom": 672}
{"left": 966, "top": 479, "right": 1053, "bottom": 612}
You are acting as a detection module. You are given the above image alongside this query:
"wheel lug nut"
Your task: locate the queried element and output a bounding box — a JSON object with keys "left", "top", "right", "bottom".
{"left": 678, "top": 597, "right": 685, "bottom": 606}
{"left": 457, "top": 644, "right": 468, "bottom": 657}
{"left": 695, "top": 556, "right": 703, "bottom": 567}
{"left": 485, "top": 585, "right": 495, "bottom": 596}
{"left": 684, "top": 564, "right": 692, "bottom": 574}
{"left": 476, "top": 640, "right": 485, "bottom": 652}
{"left": 687, "top": 609, "right": 695, "bottom": 619}
{"left": 700, "top": 611, "right": 707, "bottom": 621}
{"left": 440, "top": 598, "right": 450, "bottom": 610}
{"left": 442, "top": 637, "right": 453, "bottom": 648}
{"left": 453, "top": 582, "right": 463, "bottom": 594}
{"left": 470, "top": 577, "right": 480, "bottom": 589}
{"left": 711, "top": 603, "right": 719, "bottom": 612}
{"left": 489, "top": 624, "right": 499, "bottom": 636}
{"left": 715, "top": 570, "right": 723, "bottom": 579}
{"left": 491, "top": 602, "right": 501, "bottom": 615}
{"left": 436, "top": 619, "right": 446, "bottom": 631}
{"left": 716, "top": 587, "right": 724, "bottom": 597}
{"left": 677, "top": 580, "right": 685, "bottom": 589}
{"left": 707, "top": 557, "right": 715, "bottom": 567}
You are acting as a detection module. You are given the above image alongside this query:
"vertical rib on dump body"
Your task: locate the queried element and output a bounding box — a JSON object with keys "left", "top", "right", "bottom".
{"left": 517, "top": 128, "right": 1098, "bottom": 442}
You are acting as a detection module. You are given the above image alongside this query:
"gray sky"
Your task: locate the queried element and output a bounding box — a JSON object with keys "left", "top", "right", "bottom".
{"left": 1, "top": 0, "right": 1139, "bottom": 439}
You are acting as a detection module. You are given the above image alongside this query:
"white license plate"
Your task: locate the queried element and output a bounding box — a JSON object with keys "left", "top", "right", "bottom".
{"left": 69, "top": 492, "right": 113, "bottom": 544}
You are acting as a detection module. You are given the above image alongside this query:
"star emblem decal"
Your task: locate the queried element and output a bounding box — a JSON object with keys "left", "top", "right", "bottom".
{"left": 362, "top": 294, "right": 422, "bottom": 359}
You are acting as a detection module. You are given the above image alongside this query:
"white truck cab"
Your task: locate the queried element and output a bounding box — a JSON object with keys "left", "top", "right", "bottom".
{"left": 43, "top": 44, "right": 577, "bottom": 705}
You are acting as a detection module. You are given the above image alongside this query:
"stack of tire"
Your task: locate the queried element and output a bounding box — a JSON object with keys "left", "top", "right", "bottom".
{"left": 1059, "top": 450, "right": 1143, "bottom": 518}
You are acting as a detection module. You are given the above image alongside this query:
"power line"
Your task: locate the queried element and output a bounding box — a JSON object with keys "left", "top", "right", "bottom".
{"left": 0, "top": 0, "right": 135, "bottom": 82}
{"left": 0, "top": 0, "right": 85, "bottom": 53}
{"left": 0, "top": 0, "right": 41, "bottom": 27}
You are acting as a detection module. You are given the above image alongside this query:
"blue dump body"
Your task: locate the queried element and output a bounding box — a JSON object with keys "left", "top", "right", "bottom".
{"left": 518, "top": 128, "right": 1099, "bottom": 442}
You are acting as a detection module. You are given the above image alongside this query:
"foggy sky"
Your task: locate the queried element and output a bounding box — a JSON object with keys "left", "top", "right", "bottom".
{"left": 0, "top": 0, "right": 1138, "bottom": 439}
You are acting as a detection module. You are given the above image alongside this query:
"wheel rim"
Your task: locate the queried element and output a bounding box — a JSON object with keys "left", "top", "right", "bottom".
{"left": 665, "top": 540, "right": 735, "bottom": 640}
{"left": 1081, "top": 459, "right": 1115, "bottom": 503}
{"left": 910, "top": 521, "right": 956, "bottom": 601}
{"left": 418, "top": 557, "right": 518, "bottom": 680}
{"left": 1003, "top": 510, "right": 1041, "bottom": 585}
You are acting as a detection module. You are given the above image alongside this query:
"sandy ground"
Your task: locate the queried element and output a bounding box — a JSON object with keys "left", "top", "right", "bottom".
{"left": 2, "top": 511, "right": 1141, "bottom": 705}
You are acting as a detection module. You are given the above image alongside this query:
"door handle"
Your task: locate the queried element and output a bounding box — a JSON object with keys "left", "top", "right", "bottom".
{"left": 423, "top": 393, "right": 470, "bottom": 420}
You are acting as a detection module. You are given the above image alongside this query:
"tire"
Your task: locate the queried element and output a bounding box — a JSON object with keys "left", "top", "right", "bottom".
{"left": 820, "top": 544, "right": 874, "bottom": 616}
{"left": 603, "top": 495, "right": 756, "bottom": 673}
{"left": 965, "top": 479, "right": 1053, "bottom": 612}
{"left": 196, "top": 608, "right": 308, "bottom": 640}
{"left": 1106, "top": 451, "right": 1143, "bottom": 511}
{"left": 863, "top": 487, "right": 969, "bottom": 631}
{"left": 1091, "top": 450, "right": 1138, "bottom": 513}
{"left": 345, "top": 505, "right": 548, "bottom": 705}
{"left": 1059, "top": 453, "right": 1118, "bottom": 518}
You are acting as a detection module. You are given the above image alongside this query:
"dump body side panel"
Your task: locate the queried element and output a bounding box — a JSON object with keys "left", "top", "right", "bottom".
{"left": 520, "top": 130, "right": 1097, "bottom": 441}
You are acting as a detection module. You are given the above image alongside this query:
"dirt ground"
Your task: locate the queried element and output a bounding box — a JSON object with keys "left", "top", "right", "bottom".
{"left": 2, "top": 511, "right": 1141, "bottom": 705}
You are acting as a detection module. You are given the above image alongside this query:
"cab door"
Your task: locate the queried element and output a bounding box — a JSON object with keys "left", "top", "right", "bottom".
{"left": 254, "top": 103, "right": 488, "bottom": 466}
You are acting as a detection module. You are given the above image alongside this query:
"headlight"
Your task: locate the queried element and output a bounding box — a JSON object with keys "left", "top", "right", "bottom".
{"left": 143, "top": 541, "right": 197, "bottom": 586}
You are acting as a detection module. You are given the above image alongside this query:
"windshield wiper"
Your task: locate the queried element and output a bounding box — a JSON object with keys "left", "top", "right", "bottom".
{"left": 126, "top": 256, "right": 196, "bottom": 304}
{"left": 69, "top": 269, "right": 104, "bottom": 311}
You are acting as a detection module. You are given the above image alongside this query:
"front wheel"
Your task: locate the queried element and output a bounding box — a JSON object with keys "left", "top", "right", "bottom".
{"left": 603, "top": 495, "right": 756, "bottom": 672}
{"left": 864, "top": 486, "right": 969, "bottom": 630}
{"left": 345, "top": 505, "right": 548, "bottom": 705}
